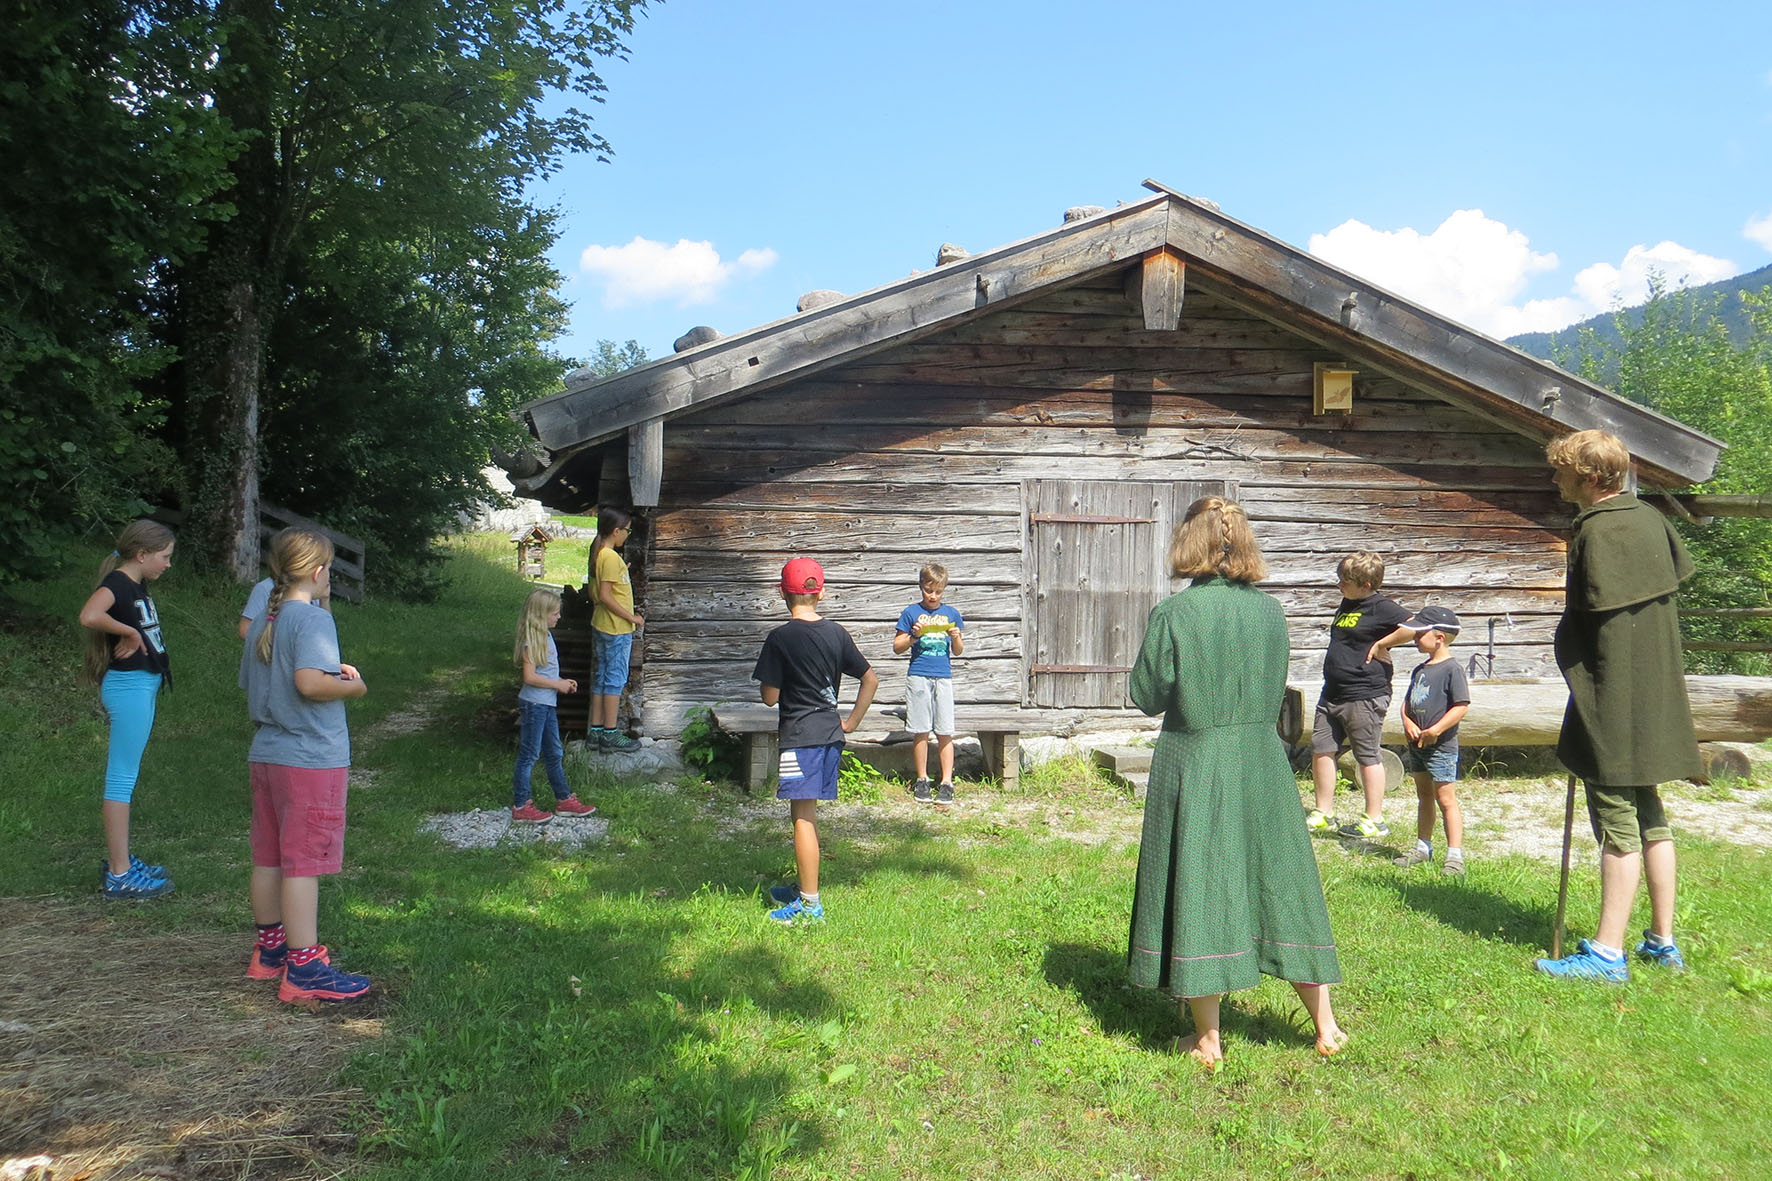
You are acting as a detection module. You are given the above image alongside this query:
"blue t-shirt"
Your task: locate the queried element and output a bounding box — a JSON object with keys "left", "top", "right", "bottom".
{"left": 895, "top": 602, "right": 964, "bottom": 679}
{"left": 241, "top": 599, "right": 352, "bottom": 769}
{"left": 241, "top": 577, "right": 273, "bottom": 625}
{"left": 518, "top": 634, "right": 562, "bottom": 706}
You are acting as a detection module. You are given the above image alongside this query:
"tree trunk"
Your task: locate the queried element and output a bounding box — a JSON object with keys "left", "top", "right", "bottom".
{"left": 175, "top": 0, "right": 282, "bottom": 579}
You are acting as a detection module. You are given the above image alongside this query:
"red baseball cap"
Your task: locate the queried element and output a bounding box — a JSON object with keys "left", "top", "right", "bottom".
{"left": 781, "top": 557, "right": 824, "bottom": 594}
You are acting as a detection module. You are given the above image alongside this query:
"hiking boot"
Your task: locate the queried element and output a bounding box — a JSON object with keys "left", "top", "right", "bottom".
{"left": 910, "top": 778, "right": 932, "bottom": 802}
{"left": 768, "top": 896, "right": 825, "bottom": 925}
{"left": 1337, "top": 816, "right": 1390, "bottom": 840}
{"left": 1393, "top": 847, "right": 1433, "bottom": 869}
{"left": 103, "top": 864, "right": 173, "bottom": 899}
{"left": 767, "top": 883, "right": 800, "bottom": 904}
{"left": 279, "top": 948, "right": 371, "bottom": 1004}
{"left": 247, "top": 942, "right": 290, "bottom": 980}
{"left": 511, "top": 802, "right": 554, "bottom": 824}
{"left": 553, "top": 794, "right": 597, "bottom": 817}
{"left": 1305, "top": 809, "right": 1338, "bottom": 836}
{"left": 1442, "top": 854, "right": 1466, "bottom": 878}
{"left": 936, "top": 782, "right": 955, "bottom": 804}
{"left": 1535, "top": 939, "right": 1629, "bottom": 983}
{"left": 604, "top": 730, "right": 640, "bottom": 752}
{"left": 1634, "top": 931, "right": 1687, "bottom": 971}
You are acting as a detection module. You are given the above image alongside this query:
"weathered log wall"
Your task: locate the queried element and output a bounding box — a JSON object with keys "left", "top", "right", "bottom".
{"left": 634, "top": 274, "right": 1573, "bottom": 737}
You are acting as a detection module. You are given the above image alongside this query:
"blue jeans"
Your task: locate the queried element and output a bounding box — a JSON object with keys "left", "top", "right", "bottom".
{"left": 101, "top": 669, "right": 161, "bottom": 803}
{"left": 513, "top": 702, "right": 570, "bottom": 805}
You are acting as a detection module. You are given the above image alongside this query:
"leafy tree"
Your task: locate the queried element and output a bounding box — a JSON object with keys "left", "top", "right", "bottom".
{"left": 576, "top": 338, "right": 649, "bottom": 378}
{"left": 0, "top": 1, "right": 226, "bottom": 583}
{"left": 165, "top": 0, "right": 646, "bottom": 576}
{"left": 1562, "top": 281, "right": 1772, "bottom": 672}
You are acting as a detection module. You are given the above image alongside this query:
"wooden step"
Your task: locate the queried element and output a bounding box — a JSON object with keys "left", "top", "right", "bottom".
{"left": 1090, "top": 744, "right": 1152, "bottom": 776}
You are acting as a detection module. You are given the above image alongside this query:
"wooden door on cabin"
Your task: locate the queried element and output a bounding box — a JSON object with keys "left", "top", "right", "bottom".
{"left": 1024, "top": 479, "right": 1235, "bottom": 707}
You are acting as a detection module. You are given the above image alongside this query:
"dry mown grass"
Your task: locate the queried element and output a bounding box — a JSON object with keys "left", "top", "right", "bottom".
{"left": 0, "top": 900, "right": 383, "bottom": 1180}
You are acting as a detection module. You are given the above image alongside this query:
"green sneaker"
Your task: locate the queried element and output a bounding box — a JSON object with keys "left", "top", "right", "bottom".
{"left": 1338, "top": 816, "right": 1391, "bottom": 840}
{"left": 1305, "top": 809, "right": 1338, "bottom": 836}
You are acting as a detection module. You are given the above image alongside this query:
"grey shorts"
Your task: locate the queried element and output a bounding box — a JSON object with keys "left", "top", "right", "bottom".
{"left": 1312, "top": 697, "right": 1389, "bottom": 766}
{"left": 905, "top": 675, "right": 955, "bottom": 736}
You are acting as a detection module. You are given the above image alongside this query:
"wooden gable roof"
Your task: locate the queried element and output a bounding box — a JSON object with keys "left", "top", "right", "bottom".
{"left": 519, "top": 183, "right": 1723, "bottom": 495}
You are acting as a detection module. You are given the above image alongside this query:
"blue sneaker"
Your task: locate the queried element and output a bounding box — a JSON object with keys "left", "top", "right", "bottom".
{"left": 101, "top": 855, "right": 167, "bottom": 881}
{"left": 279, "top": 949, "right": 371, "bottom": 1004}
{"left": 1535, "top": 939, "right": 1629, "bottom": 982}
{"left": 767, "top": 883, "right": 800, "bottom": 905}
{"left": 103, "top": 864, "right": 173, "bottom": 899}
{"left": 768, "top": 896, "right": 824, "bottom": 925}
{"left": 1634, "top": 931, "right": 1687, "bottom": 971}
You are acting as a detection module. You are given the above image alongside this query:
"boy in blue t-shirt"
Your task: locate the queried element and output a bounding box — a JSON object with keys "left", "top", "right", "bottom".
{"left": 893, "top": 562, "right": 965, "bottom": 803}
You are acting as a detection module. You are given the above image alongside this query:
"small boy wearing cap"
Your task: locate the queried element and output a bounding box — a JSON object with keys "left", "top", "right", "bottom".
{"left": 752, "top": 558, "right": 878, "bottom": 924}
{"left": 1369, "top": 606, "right": 1471, "bottom": 875}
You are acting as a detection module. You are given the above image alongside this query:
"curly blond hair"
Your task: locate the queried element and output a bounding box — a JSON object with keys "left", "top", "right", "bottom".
{"left": 1546, "top": 429, "right": 1630, "bottom": 494}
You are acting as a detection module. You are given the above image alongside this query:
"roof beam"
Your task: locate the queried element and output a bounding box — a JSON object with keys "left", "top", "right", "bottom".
{"left": 525, "top": 195, "right": 1173, "bottom": 452}
{"left": 1144, "top": 184, "right": 1722, "bottom": 485}
{"left": 1123, "top": 246, "right": 1186, "bottom": 330}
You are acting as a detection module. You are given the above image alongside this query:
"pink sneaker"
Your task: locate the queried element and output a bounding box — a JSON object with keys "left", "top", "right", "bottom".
{"left": 554, "top": 795, "right": 597, "bottom": 817}
{"left": 511, "top": 802, "right": 554, "bottom": 824}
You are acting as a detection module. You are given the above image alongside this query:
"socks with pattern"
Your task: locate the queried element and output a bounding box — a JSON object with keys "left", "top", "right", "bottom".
{"left": 288, "top": 944, "right": 328, "bottom": 968}
{"left": 256, "top": 922, "right": 287, "bottom": 952}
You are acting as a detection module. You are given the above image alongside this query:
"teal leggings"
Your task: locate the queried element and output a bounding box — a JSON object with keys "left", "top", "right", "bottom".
{"left": 101, "top": 669, "right": 161, "bottom": 803}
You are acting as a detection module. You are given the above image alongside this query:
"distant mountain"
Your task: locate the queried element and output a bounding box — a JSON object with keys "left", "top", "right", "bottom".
{"left": 1507, "top": 261, "right": 1772, "bottom": 366}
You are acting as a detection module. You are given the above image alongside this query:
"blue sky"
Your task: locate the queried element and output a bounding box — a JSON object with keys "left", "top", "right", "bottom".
{"left": 535, "top": 1, "right": 1772, "bottom": 365}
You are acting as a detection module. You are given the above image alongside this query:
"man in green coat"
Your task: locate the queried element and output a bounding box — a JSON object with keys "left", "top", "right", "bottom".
{"left": 1537, "top": 430, "right": 1698, "bottom": 982}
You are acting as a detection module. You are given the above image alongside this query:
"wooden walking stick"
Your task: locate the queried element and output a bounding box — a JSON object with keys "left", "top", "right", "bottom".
{"left": 1552, "top": 772, "right": 1578, "bottom": 960}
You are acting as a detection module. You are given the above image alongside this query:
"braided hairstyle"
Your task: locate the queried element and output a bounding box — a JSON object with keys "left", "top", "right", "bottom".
{"left": 1167, "top": 496, "right": 1268, "bottom": 583}
{"left": 256, "top": 527, "right": 335, "bottom": 665}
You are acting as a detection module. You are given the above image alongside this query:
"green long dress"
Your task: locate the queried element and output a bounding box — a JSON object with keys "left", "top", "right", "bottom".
{"left": 1126, "top": 575, "right": 1341, "bottom": 998}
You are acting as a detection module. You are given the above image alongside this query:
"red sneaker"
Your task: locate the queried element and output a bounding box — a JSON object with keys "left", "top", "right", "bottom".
{"left": 553, "top": 795, "right": 597, "bottom": 817}
{"left": 511, "top": 802, "right": 554, "bottom": 824}
{"left": 246, "top": 943, "right": 287, "bottom": 980}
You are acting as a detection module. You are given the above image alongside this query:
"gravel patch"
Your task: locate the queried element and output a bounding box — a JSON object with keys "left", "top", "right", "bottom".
{"left": 418, "top": 807, "right": 609, "bottom": 849}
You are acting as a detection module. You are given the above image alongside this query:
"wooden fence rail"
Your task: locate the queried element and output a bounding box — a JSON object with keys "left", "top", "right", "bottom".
{"left": 258, "top": 503, "right": 368, "bottom": 603}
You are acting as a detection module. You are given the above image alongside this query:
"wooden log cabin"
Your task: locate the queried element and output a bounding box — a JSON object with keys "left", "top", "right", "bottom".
{"left": 513, "top": 182, "right": 1724, "bottom": 740}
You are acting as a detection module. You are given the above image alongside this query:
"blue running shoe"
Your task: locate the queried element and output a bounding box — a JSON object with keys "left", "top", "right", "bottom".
{"left": 103, "top": 864, "right": 173, "bottom": 899}
{"left": 767, "top": 883, "right": 800, "bottom": 905}
{"left": 768, "top": 897, "right": 824, "bottom": 925}
{"left": 1535, "top": 939, "right": 1628, "bottom": 982}
{"left": 101, "top": 855, "right": 167, "bottom": 882}
{"left": 279, "top": 948, "right": 371, "bottom": 1004}
{"left": 1634, "top": 931, "right": 1687, "bottom": 971}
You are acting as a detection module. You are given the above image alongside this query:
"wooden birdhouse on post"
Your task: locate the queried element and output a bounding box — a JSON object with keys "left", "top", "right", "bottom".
{"left": 513, "top": 525, "right": 552, "bottom": 580}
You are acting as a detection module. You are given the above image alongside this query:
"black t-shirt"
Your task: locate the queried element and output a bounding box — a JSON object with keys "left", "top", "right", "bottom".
{"left": 752, "top": 618, "right": 870, "bottom": 749}
{"left": 1320, "top": 593, "right": 1407, "bottom": 704}
{"left": 102, "top": 569, "right": 172, "bottom": 684}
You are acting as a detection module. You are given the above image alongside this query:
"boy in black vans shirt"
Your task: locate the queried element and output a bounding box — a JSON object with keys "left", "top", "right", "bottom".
{"left": 1305, "top": 552, "right": 1409, "bottom": 840}
{"left": 753, "top": 558, "right": 878, "bottom": 925}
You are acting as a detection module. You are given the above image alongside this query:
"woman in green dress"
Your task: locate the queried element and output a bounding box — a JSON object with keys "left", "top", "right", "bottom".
{"left": 1126, "top": 497, "right": 1346, "bottom": 1066}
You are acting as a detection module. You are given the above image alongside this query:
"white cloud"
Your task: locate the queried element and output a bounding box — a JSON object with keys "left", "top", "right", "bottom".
{"left": 576, "top": 237, "right": 778, "bottom": 308}
{"left": 1307, "top": 210, "right": 1736, "bottom": 337}
{"left": 1746, "top": 210, "right": 1772, "bottom": 252}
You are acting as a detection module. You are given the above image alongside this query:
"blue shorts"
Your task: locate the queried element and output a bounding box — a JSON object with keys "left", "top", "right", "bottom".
{"left": 592, "top": 629, "right": 633, "bottom": 695}
{"left": 1402, "top": 741, "right": 1459, "bottom": 783}
{"left": 777, "top": 743, "right": 842, "bottom": 801}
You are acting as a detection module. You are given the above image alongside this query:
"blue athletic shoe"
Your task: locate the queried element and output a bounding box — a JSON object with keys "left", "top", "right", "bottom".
{"left": 1634, "top": 931, "right": 1687, "bottom": 971}
{"left": 101, "top": 855, "right": 167, "bottom": 881}
{"left": 279, "top": 949, "right": 371, "bottom": 1004}
{"left": 767, "top": 883, "right": 800, "bottom": 905}
{"left": 102, "top": 864, "right": 173, "bottom": 900}
{"left": 768, "top": 897, "right": 824, "bottom": 925}
{"left": 1535, "top": 939, "right": 1629, "bottom": 982}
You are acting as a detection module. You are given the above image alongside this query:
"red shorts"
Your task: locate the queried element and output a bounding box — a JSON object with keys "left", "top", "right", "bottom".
{"left": 249, "top": 762, "right": 348, "bottom": 876}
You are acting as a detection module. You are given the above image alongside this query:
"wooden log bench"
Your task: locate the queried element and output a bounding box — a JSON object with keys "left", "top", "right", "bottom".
{"left": 708, "top": 703, "right": 1022, "bottom": 793}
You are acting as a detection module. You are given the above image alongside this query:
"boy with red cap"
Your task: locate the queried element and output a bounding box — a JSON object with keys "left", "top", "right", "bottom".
{"left": 753, "top": 558, "right": 879, "bottom": 924}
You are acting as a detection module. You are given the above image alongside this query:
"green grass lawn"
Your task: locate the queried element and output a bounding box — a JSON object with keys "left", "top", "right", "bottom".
{"left": 3, "top": 537, "right": 1771, "bottom": 1179}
